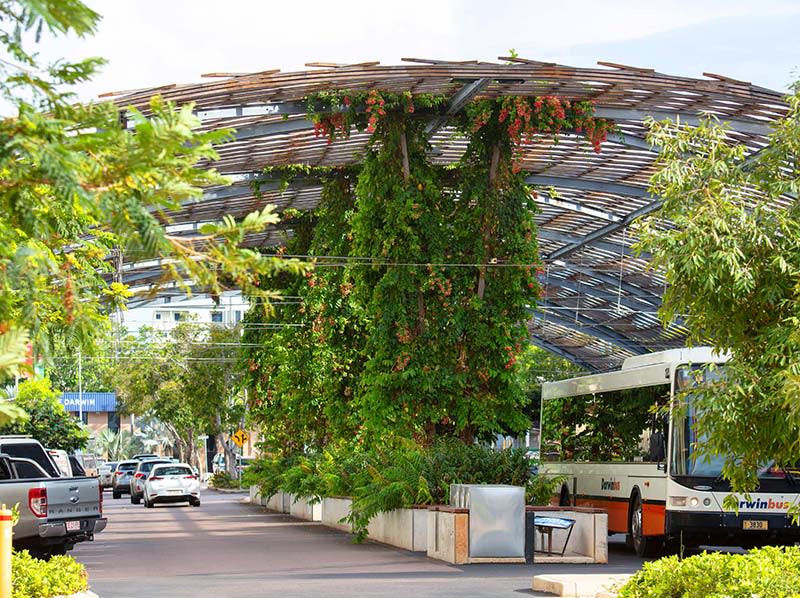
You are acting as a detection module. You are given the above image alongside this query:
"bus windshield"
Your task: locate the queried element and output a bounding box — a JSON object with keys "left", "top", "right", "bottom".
{"left": 672, "top": 365, "right": 797, "bottom": 484}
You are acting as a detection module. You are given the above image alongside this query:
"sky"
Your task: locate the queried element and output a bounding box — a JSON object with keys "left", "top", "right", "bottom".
{"left": 33, "top": 0, "right": 800, "bottom": 101}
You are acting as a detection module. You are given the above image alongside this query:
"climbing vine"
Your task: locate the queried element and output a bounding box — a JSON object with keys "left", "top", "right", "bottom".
{"left": 243, "top": 90, "right": 614, "bottom": 450}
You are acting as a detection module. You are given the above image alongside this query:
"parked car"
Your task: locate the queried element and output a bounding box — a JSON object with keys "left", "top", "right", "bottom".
{"left": 132, "top": 453, "right": 159, "bottom": 460}
{"left": 99, "top": 461, "right": 119, "bottom": 489}
{"left": 0, "top": 449, "right": 106, "bottom": 557}
{"left": 47, "top": 449, "right": 72, "bottom": 477}
{"left": 143, "top": 463, "right": 200, "bottom": 508}
{"left": 0, "top": 436, "right": 62, "bottom": 478}
{"left": 74, "top": 452, "right": 100, "bottom": 477}
{"left": 68, "top": 455, "right": 86, "bottom": 476}
{"left": 213, "top": 453, "right": 254, "bottom": 474}
{"left": 111, "top": 459, "right": 140, "bottom": 499}
{"left": 129, "top": 458, "right": 171, "bottom": 504}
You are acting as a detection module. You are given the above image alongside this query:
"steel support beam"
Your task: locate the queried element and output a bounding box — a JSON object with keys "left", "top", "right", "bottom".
{"left": 425, "top": 78, "right": 490, "bottom": 137}
{"left": 538, "top": 229, "right": 643, "bottom": 259}
{"left": 547, "top": 200, "right": 663, "bottom": 261}
{"left": 527, "top": 336, "right": 599, "bottom": 372}
{"left": 534, "top": 303, "right": 649, "bottom": 354}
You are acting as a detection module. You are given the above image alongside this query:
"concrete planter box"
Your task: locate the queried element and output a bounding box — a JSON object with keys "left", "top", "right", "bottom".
{"left": 321, "top": 497, "right": 353, "bottom": 532}
{"left": 366, "top": 506, "right": 427, "bottom": 552}
{"left": 427, "top": 506, "right": 469, "bottom": 564}
{"left": 249, "top": 485, "right": 264, "bottom": 506}
{"left": 263, "top": 489, "right": 289, "bottom": 513}
{"left": 288, "top": 494, "right": 322, "bottom": 521}
{"left": 527, "top": 506, "right": 608, "bottom": 564}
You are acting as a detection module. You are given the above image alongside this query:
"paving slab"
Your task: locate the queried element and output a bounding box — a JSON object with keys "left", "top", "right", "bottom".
{"left": 533, "top": 573, "right": 632, "bottom": 598}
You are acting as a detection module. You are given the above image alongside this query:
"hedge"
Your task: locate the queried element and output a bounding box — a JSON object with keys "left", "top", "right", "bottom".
{"left": 618, "top": 545, "right": 800, "bottom": 598}
{"left": 12, "top": 550, "right": 87, "bottom": 598}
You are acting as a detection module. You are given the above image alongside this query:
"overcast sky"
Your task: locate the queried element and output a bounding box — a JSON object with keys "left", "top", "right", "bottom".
{"left": 34, "top": 0, "right": 800, "bottom": 101}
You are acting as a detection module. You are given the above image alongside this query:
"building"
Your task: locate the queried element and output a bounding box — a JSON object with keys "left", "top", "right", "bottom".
{"left": 115, "top": 291, "right": 248, "bottom": 333}
{"left": 59, "top": 391, "right": 132, "bottom": 435}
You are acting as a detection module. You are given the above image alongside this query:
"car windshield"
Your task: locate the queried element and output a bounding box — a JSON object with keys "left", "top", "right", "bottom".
{"left": 139, "top": 460, "right": 169, "bottom": 473}
{"left": 153, "top": 466, "right": 193, "bottom": 477}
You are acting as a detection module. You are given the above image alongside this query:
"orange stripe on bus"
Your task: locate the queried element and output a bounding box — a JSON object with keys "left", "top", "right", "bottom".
{"left": 574, "top": 498, "right": 665, "bottom": 536}
{"left": 575, "top": 498, "right": 629, "bottom": 533}
{"left": 642, "top": 502, "right": 666, "bottom": 536}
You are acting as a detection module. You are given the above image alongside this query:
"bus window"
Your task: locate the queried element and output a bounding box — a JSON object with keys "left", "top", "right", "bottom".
{"left": 542, "top": 384, "right": 669, "bottom": 462}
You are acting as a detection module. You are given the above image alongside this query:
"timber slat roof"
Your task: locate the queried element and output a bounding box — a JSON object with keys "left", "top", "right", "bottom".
{"left": 114, "top": 58, "right": 789, "bottom": 372}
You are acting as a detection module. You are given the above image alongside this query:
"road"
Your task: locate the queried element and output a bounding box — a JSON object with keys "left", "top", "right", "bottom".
{"left": 72, "top": 490, "right": 646, "bottom": 597}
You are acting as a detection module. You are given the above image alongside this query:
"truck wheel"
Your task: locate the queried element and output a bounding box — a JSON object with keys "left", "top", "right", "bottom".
{"left": 629, "top": 494, "right": 663, "bottom": 558}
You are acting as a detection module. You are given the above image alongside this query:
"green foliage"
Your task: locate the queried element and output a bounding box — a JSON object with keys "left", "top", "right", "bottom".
{"left": 0, "top": 378, "right": 87, "bottom": 451}
{"left": 93, "top": 428, "right": 142, "bottom": 461}
{"left": 210, "top": 471, "right": 238, "bottom": 489}
{"left": 637, "top": 84, "right": 800, "bottom": 494}
{"left": 618, "top": 546, "right": 800, "bottom": 598}
{"left": 245, "top": 440, "right": 535, "bottom": 540}
{"left": 244, "top": 91, "right": 612, "bottom": 449}
{"left": 11, "top": 550, "right": 87, "bottom": 598}
{"left": 526, "top": 474, "right": 564, "bottom": 506}
{"left": 113, "top": 323, "right": 245, "bottom": 466}
{"left": 0, "top": 0, "right": 299, "bottom": 406}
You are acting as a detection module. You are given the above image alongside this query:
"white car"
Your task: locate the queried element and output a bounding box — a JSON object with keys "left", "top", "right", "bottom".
{"left": 142, "top": 463, "right": 200, "bottom": 508}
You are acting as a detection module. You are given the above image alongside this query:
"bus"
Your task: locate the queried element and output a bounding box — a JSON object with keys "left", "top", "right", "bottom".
{"left": 540, "top": 346, "right": 800, "bottom": 556}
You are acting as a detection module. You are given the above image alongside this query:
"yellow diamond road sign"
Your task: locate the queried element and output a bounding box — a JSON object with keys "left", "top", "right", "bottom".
{"left": 231, "top": 429, "right": 248, "bottom": 447}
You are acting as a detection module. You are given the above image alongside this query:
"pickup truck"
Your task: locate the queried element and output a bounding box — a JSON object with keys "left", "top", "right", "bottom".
{"left": 0, "top": 441, "right": 107, "bottom": 556}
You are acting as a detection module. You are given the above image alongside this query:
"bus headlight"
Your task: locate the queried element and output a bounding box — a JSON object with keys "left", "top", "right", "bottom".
{"left": 703, "top": 498, "right": 711, "bottom": 507}
{"left": 670, "top": 496, "right": 687, "bottom": 506}
{"left": 689, "top": 497, "right": 700, "bottom": 507}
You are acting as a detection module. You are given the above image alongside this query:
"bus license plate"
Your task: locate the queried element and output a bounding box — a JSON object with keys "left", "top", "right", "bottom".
{"left": 743, "top": 520, "right": 768, "bottom": 530}
{"left": 65, "top": 520, "right": 81, "bottom": 532}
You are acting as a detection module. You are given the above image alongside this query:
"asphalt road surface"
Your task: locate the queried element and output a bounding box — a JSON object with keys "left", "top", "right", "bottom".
{"left": 72, "top": 490, "right": 646, "bottom": 597}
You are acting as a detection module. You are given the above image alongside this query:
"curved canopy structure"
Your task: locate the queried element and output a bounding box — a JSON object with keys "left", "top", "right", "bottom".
{"left": 109, "top": 58, "right": 788, "bottom": 371}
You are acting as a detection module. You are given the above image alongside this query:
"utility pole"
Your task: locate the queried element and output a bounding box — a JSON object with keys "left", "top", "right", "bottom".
{"left": 77, "top": 348, "right": 83, "bottom": 424}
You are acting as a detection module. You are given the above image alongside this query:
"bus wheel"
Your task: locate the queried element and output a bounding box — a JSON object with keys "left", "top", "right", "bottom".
{"left": 629, "top": 494, "right": 662, "bottom": 558}
{"left": 559, "top": 485, "right": 571, "bottom": 507}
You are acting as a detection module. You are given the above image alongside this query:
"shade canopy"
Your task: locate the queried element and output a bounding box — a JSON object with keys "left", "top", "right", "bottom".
{"left": 109, "top": 58, "right": 788, "bottom": 371}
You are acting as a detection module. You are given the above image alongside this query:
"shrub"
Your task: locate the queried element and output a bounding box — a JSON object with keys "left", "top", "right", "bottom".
{"left": 617, "top": 546, "right": 800, "bottom": 598}
{"left": 12, "top": 550, "right": 87, "bottom": 598}
{"left": 209, "top": 471, "right": 238, "bottom": 489}
{"left": 245, "top": 439, "right": 537, "bottom": 539}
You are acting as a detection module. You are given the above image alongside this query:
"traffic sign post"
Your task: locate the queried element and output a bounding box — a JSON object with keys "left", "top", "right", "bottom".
{"left": 231, "top": 429, "right": 248, "bottom": 448}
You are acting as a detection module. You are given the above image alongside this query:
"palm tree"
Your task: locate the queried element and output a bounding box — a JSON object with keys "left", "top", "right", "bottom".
{"left": 94, "top": 428, "right": 141, "bottom": 460}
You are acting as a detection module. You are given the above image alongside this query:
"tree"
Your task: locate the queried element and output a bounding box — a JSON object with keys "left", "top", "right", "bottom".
{"left": 94, "top": 428, "right": 141, "bottom": 461}
{"left": 113, "top": 323, "right": 245, "bottom": 467}
{"left": 637, "top": 84, "right": 800, "bottom": 495}
{"left": 0, "top": 0, "right": 299, "bottom": 422}
{"left": 0, "top": 378, "right": 88, "bottom": 451}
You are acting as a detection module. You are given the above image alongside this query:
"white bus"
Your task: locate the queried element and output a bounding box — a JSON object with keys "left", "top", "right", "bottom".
{"left": 541, "top": 347, "right": 800, "bottom": 556}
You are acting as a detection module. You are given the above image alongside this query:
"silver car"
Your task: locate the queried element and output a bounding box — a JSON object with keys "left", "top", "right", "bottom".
{"left": 143, "top": 463, "right": 200, "bottom": 508}
{"left": 111, "top": 460, "right": 139, "bottom": 499}
{"left": 99, "top": 461, "right": 119, "bottom": 490}
{"left": 129, "top": 459, "right": 171, "bottom": 504}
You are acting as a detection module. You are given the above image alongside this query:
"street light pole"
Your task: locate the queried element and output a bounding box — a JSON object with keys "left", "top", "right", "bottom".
{"left": 77, "top": 348, "right": 83, "bottom": 424}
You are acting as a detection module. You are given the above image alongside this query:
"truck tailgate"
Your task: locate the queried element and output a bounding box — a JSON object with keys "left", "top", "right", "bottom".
{"left": 45, "top": 477, "right": 102, "bottom": 520}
